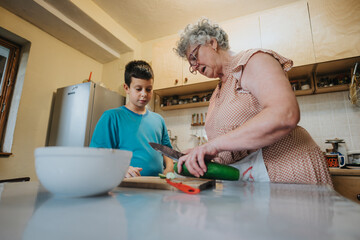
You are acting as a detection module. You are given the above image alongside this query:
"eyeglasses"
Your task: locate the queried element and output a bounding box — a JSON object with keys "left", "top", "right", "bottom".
{"left": 188, "top": 44, "right": 201, "bottom": 75}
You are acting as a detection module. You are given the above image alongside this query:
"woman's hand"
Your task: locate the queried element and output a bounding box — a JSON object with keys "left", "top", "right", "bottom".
{"left": 177, "top": 141, "right": 218, "bottom": 177}
{"left": 125, "top": 166, "right": 142, "bottom": 178}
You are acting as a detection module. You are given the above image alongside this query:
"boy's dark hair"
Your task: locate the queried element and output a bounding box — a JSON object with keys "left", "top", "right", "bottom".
{"left": 124, "top": 60, "right": 154, "bottom": 86}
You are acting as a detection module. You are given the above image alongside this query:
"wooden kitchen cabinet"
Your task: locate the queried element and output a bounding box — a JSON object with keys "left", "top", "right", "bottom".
{"left": 221, "top": 13, "right": 262, "bottom": 53}
{"left": 259, "top": 1, "right": 316, "bottom": 67}
{"left": 308, "top": 0, "right": 360, "bottom": 63}
{"left": 152, "top": 36, "right": 183, "bottom": 90}
{"left": 330, "top": 168, "right": 360, "bottom": 204}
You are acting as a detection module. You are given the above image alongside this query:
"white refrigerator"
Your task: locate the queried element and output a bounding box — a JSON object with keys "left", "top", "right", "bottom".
{"left": 47, "top": 82, "right": 125, "bottom": 147}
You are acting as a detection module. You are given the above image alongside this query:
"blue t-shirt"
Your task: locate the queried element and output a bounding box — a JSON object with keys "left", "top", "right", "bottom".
{"left": 90, "top": 106, "right": 172, "bottom": 176}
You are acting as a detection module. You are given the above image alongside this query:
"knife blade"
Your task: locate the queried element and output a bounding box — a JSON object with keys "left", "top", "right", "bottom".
{"left": 149, "top": 142, "right": 183, "bottom": 161}
{"left": 149, "top": 142, "right": 214, "bottom": 162}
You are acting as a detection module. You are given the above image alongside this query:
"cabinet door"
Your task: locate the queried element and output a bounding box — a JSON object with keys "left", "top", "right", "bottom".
{"left": 221, "top": 14, "right": 262, "bottom": 52}
{"left": 152, "top": 36, "right": 183, "bottom": 90}
{"left": 331, "top": 175, "right": 360, "bottom": 203}
{"left": 259, "top": 1, "right": 316, "bottom": 67}
{"left": 308, "top": 0, "right": 360, "bottom": 62}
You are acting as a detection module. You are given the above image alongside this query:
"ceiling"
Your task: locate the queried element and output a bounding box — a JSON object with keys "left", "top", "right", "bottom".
{"left": 0, "top": 0, "right": 299, "bottom": 63}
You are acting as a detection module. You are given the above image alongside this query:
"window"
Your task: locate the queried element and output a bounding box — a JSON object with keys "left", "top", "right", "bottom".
{"left": 0, "top": 37, "right": 21, "bottom": 153}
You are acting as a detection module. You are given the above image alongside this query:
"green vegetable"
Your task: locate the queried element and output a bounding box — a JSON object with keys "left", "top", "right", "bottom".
{"left": 158, "top": 173, "right": 166, "bottom": 179}
{"left": 174, "top": 162, "right": 239, "bottom": 181}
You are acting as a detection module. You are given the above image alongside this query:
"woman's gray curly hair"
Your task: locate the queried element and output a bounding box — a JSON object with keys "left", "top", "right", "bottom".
{"left": 174, "top": 17, "right": 229, "bottom": 58}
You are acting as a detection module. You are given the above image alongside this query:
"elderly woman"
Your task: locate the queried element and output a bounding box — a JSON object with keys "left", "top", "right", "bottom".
{"left": 174, "top": 18, "right": 332, "bottom": 185}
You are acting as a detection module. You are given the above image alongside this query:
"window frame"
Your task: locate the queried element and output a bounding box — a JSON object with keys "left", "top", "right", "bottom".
{"left": 0, "top": 37, "right": 21, "bottom": 154}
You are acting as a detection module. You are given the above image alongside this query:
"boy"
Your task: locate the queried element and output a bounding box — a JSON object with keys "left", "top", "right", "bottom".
{"left": 90, "top": 60, "right": 173, "bottom": 177}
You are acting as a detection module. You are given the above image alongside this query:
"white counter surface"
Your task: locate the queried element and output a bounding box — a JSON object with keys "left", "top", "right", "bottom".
{"left": 0, "top": 181, "right": 359, "bottom": 240}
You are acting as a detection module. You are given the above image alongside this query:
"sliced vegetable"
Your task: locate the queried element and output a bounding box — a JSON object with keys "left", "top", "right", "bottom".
{"left": 165, "top": 172, "right": 176, "bottom": 179}
{"left": 174, "top": 162, "right": 239, "bottom": 181}
{"left": 158, "top": 173, "right": 166, "bottom": 179}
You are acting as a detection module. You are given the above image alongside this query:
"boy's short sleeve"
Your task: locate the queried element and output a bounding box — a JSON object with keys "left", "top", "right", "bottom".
{"left": 90, "top": 111, "right": 119, "bottom": 148}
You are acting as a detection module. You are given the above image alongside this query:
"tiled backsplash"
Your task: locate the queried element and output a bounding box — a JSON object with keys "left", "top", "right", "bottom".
{"left": 158, "top": 91, "right": 360, "bottom": 153}
{"left": 157, "top": 105, "right": 209, "bottom": 152}
{"left": 297, "top": 91, "right": 360, "bottom": 152}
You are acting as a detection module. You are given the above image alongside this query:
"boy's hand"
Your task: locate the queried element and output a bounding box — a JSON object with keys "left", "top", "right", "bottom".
{"left": 125, "top": 166, "right": 142, "bottom": 178}
{"left": 163, "top": 155, "right": 174, "bottom": 175}
{"left": 163, "top": 166, "right": 174, "bottom": 175}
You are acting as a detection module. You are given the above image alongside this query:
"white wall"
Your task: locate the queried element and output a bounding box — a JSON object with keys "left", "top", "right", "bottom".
{"left": 0, "top": 7, "right": 103, "bottom": 180}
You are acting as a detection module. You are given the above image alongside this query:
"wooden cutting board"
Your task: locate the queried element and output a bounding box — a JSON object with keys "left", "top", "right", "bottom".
{"left": 119, "top": 176, "right": 215, "bottom": 191}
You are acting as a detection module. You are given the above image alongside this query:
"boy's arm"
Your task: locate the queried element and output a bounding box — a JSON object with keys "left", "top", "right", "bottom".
{"left": 163, "top": 155, "right": 174, "bottom": 174}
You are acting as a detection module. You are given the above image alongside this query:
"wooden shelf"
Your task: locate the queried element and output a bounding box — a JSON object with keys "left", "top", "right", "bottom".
{"left": 288, "top": 55, "right": 359, "bottom": 96}
{"left": 154, "top": 79, "right": 219, "bottom": 97}
{"left": 160, "top": 101, "right": 209, "bottom": 111}
{"left": 294, "top": 89, "right": 314, "bottom": 96}
{"left": 330, "top": 168, "right": 360, "bottom": 176}
{"left": 315, "top": 84, "right": 349, "bottom": 94}
{"left": 191, "top": 123, "right": 205, "bottom": 126}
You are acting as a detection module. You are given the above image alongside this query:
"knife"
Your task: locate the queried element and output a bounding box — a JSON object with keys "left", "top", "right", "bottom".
{"left": 149, "top": 142, "right": 184, "bottom": 161}
{"left": 149, "top": 142, "right": 213, "bottom": 161}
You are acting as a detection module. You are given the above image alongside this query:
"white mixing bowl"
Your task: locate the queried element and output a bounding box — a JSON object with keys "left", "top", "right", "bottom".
{"left": 34, "top": 147, "right": 132, "bottom": 197}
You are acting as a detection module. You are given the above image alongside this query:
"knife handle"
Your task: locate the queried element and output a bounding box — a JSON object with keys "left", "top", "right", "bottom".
{"left": 166, "top": 179, "right": 200, "bottom": 194}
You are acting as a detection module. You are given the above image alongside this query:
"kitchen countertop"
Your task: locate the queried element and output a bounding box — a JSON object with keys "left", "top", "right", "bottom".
{"left": 329, "top": 167, "right": 360, "bottom": 175}
{"left": 1, "top": 181, "right": 360, "bottom": 240}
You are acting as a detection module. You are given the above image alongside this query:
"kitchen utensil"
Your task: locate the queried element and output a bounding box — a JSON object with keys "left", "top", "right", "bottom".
{"left": 165, "top": 179, "right": 200, "bottom": 194}
{"left": 149, "top": 142, "right": 213, "bottom": 161}
{"left": 325, "top": 138, "right": 348, "bottom": 168}
{"left": 119, "top": 176, "right": 214, "bottom": 191}
{"left": 325, "top": 154, "right": 341, "bottom": 167}
{"left": 349, "top": 62, "right": 359, "bottom": 106}
{"left": 149, "top": 142, "right": 184, "bottom": 161}
{"left": 136, "top": 172, "right": 199, "bottom": 194}
{"left": 34, "top": 147, "right": 132, "bottom": 197}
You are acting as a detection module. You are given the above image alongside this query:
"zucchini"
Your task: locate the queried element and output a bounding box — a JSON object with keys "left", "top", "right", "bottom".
{"left": 174, "top": 162, "right": 239, "bottom": 181}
